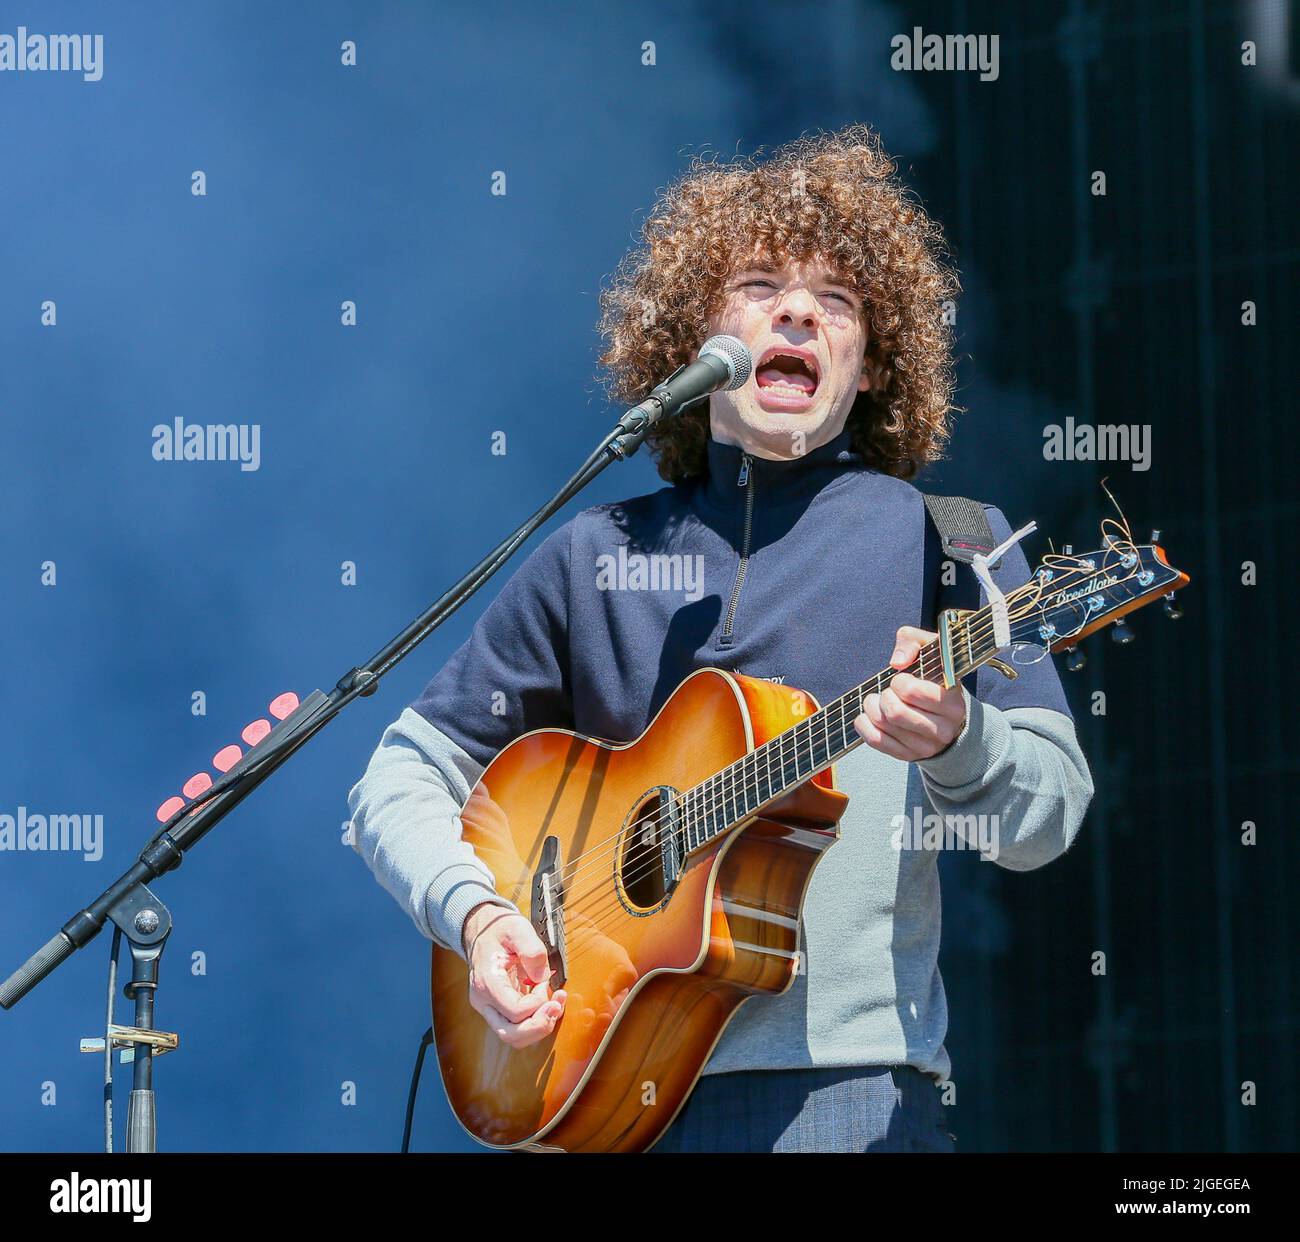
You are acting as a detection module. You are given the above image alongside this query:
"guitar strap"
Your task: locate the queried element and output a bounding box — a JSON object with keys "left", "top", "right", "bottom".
{"left": 920, "top": 493, "right": 996, "bottom": 643}
{"left": 919, "top": 493, "right": 996, "bottom": 565}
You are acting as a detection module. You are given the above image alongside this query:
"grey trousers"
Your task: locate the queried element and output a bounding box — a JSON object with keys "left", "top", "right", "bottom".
{"left": 651, "top": 1065, "right": 956, "bottom": 1153}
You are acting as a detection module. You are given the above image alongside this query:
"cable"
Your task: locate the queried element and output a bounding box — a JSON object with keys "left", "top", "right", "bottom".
{"left": 401, "top": 1026, "right": 434, "bottom": 1153}
{"left": 104, "top": 925, "right": 121, "bottom": 1154}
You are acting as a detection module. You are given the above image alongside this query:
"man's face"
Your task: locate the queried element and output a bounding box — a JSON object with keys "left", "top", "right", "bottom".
{"left": 705, "top": 253, "right": 871, "bottom": 460}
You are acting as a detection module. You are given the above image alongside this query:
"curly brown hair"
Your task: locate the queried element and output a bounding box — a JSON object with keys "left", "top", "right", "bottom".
{"left": 597, "top": 124, "right": 960, "bottom": 483}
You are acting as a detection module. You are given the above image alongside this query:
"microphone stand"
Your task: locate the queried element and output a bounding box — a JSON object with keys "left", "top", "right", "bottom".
{"left": 0, "top": 386, "right": 683, "bottom": 1151}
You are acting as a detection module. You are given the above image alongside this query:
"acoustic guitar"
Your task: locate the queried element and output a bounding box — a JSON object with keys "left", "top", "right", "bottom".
{"left": 430, "top": 515, "right": 1189, "bottom": 1151}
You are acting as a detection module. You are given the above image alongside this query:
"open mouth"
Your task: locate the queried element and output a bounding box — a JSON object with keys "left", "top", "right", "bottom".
{"left": 755, "top": 347, "right": 820, "bottom": 401}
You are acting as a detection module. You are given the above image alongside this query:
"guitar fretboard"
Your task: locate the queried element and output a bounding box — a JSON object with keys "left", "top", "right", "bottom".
{"left": 679, "top": 601, "right": 1009, "bottom": 852}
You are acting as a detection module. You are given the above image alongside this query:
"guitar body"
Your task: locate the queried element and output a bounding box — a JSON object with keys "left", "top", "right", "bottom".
{"left": 430, "top": 668, "right": 848, "bottom": 1152}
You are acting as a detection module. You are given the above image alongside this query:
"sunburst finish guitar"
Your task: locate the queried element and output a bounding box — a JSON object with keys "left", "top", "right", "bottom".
{"left": 430, "top": 516, "right": 1189, "bottom": 1151}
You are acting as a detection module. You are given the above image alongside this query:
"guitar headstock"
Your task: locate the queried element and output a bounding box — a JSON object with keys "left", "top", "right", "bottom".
{"left": 1006, "top": 516, "right": 1190, "bottom": 660}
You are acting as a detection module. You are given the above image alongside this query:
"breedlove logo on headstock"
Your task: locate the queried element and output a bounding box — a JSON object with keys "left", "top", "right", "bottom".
{"left": 933, "top": 506, "right": 1190, "bottom": 685}
{"left": 1027, "top": 524, "right": 1188, "bottom": 671}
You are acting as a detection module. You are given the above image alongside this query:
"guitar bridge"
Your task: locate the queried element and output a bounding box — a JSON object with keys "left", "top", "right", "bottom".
{"left": 530, "top": 836, "right": 568, "bottom": 988}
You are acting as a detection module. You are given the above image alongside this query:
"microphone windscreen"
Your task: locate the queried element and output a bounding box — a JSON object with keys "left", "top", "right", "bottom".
{"left": 699, "top": 335, "right": 753, "bottom": 391}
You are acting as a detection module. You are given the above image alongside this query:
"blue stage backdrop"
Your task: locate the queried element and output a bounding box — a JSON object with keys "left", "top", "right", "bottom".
{"left": 1, "top": 1, "right": 1294, "bottom": 1152}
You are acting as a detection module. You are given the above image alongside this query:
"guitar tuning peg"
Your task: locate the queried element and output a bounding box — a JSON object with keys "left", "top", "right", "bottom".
{"left": 1163, "top": 592, "right": 1183, "bottom": 620}
{"left": 1065, "top": 645, "right": 1087, "bottom": 672}
{"left": 1111, "top": 618, "right": 1136, "bottom": 644}
{"left": 1149, "top": 529, "right": 1161, "bottom": 544}
{"left": 1062, "top": 544, "right": 1073, "bottom": 556}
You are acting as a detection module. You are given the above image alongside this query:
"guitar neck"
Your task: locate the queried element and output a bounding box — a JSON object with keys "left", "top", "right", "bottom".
{"left": 681, "top": 603, "right": 1007, "bottom": 853}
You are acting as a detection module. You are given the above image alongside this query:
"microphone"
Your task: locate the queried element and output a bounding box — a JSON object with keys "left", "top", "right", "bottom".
{"left": 611, "top": 335, "right": 753, "bottom": 453}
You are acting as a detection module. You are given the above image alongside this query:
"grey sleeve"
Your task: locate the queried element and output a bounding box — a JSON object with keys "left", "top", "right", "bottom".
{"left": 347, "top": 707, "right": 520, "bottom": 957}
{"left": 916, "top": 691, "right": 1094, "bottom": 871}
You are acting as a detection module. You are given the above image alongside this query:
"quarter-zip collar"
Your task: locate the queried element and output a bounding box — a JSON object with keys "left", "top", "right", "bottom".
{"left": 699, "top": 427, "right": 865, "bottom": 650}
{"left": 699, "top": 428, "right": 864, "bottom": 514}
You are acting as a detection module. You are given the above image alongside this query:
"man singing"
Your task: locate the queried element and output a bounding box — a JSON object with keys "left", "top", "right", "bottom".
{"left": 348, "top": 124, "right": 1093, "bottom": 1152}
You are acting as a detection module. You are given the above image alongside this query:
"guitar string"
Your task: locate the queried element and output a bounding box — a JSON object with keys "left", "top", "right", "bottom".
{"left": 544, "top": 548, "right": 1143, "bottom": 922}
{"left": 553, "top": 540, "right": 1152, "bottom": 968}
{"left": 547, "top": 544, "right": 1136, "bottom": 900}
{"left": 551, "top": 675, "right": 911, "bottom": 953}
{"left": 552, "top": 568, "right": 1122, "bottom": 942}
{"left": 501, "top": 543, "right": 1150, "bottom": 971}
{"left": 555, "top": 594, "right": 1119, "bottom": 976}
{"left": 549, "top": 645, "right": 945, "bottom": 906}
{"left": 557, "top": 561, "right": 1155, "bottom": 961}
{"left": 552, "top": 535, "right": 1154, "bottom": 973}
{"left": 559, "top": 569, "right": 1149, "bottom": 972}
{"left": 554, "top": 553, "right": 1140, "bottom": 922}
{"left": 559, "top": 608, "right": 1019, "bottom": 948}
{"left": 557, "top": 697, "right": 870, "bottom": 956}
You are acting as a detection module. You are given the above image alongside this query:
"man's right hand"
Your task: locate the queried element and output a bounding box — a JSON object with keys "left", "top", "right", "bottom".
{"left": 461, "top": 902, "right": 567, "bottom": 1049}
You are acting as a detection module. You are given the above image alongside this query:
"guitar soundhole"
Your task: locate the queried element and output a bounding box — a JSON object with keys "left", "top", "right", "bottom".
{"left": 616, "top": 786, "right": 684, "bottom": 914}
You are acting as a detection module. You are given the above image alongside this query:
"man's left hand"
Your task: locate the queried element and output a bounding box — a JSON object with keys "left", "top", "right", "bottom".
{"left": 853, "top": 625, "right": 966, "bottom": 762}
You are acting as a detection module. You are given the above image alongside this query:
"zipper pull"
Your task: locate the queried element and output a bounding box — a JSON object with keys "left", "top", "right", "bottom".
{"left": 737, "top": 454, "right": 751, "bottom": 487}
